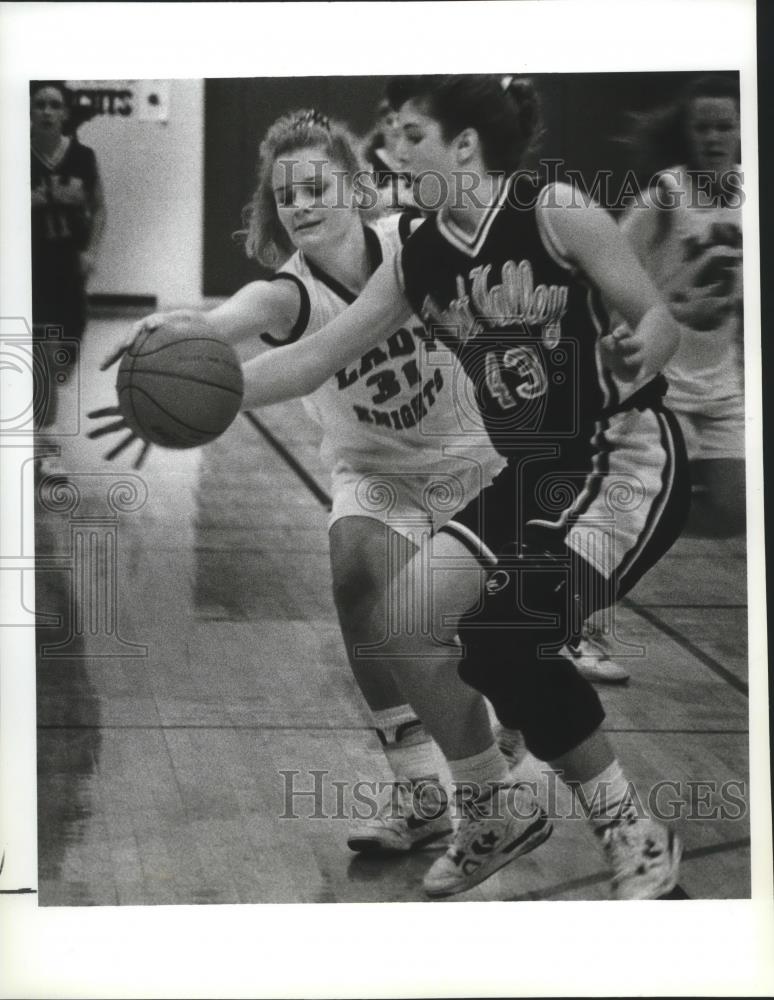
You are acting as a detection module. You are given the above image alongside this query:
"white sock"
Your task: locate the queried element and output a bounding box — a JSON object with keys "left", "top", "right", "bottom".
{"left": 447, "top": 743, "right": 510, "bottom": 801}
{"left": 494, "top": 725, "right": 528, "bottom": 768}
{"left": 372, "top": 706, "right": 439, "bottom": 785}
{"left": 574, "top": 760, "right": 641, "bottom": 831}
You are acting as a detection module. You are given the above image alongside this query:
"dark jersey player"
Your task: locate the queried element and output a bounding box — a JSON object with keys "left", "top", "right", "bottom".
{"left": 107, "top": 76, "right": 690, "bottom": 899}
{"left": 401, "top": 168, "right": 686, "bottom": 594}
{"left": 31, "top": 80, "right": 105, "bottom": 429}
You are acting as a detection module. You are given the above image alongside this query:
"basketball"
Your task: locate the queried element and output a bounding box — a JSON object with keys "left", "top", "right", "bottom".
{"left": 116, "top": 327, "right": 244, "bottom": 448}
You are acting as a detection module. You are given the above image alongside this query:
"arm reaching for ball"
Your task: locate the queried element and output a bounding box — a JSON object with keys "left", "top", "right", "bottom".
{"left": 90, "top": 257, "right": 411, "bottom": 462}
{"left": 240, "top": 259, "right": 413, "bottom": 408}
{"left": 100, "top": 279, "right": 302, "bottom": 371}
{"left": 90, "top": 279, "right": 303, "bottom": 465}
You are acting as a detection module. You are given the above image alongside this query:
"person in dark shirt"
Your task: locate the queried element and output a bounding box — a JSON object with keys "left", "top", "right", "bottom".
{"left": 31, "top": 80, "right": 105, "bottom": 430}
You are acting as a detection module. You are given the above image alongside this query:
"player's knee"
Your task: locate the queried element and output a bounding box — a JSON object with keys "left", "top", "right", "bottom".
{"left": 460, "top": 647, "right": 605, "bottom": 761}
{"left": 521, "top": 672, "right": 606, "bottom": 762}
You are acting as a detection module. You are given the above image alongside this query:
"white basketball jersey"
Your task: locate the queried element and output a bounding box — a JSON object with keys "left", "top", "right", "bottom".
{"left": 274, "top": 214, "right": 505, "bottom": 481}
{"left": 622, "top": 165, "right": 743, "bottom": 412}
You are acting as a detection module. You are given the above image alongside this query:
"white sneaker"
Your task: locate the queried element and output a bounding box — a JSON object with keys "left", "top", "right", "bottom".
{"left": 562, "top": 634, "right": 630, "bottom": 684}
{"left": 347, "top": 781, "right": 452, "bottom": 853}
{"left": 597, "top": 814, "right": 682, "bottom": 899}
{"left": 423, "top": 783, "right": 552, "bottom": 898}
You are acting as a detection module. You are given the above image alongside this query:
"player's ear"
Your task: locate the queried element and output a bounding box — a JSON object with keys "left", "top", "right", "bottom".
{"left": 454, "top": 127, "right": 480, "bottom": 165}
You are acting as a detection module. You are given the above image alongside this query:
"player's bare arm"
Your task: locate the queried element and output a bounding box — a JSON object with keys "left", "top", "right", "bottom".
{"left": 542, "top": 185, "right": 681, "bottom": 381}
{"left": 90, "top": 280, "right": 300, "bottom": 466}
{"left": 241, "top": 257, "right": 413, "bottom": 408}
{"left": 103, "top": 279, "right": 300, "bottom": 370}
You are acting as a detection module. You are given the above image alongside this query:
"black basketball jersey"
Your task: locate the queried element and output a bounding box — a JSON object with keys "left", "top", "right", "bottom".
{"left": 400, "top": 174, "right": 627, "bottom": 465}
{"left": 31, "top": 138, "right": 98, "bottom": 255}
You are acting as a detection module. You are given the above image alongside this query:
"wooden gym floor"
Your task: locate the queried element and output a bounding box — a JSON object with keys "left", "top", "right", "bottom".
{"left": 34, "top": 316, "right": 752, "bottom": 905}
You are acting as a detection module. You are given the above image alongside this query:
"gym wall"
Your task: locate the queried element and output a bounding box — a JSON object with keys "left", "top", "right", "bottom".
{"left": 71, "top": 78, "right": 204, "bottom": 309}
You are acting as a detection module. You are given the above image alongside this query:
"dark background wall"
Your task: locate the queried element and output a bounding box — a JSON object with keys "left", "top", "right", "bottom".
{"left": 203, "top": 71, "right": 739, "bottom": 297}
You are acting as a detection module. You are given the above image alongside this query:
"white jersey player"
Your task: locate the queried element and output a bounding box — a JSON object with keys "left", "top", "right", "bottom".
{"left": 95, "top": 110, "right": 533, "bottom": 897}
{"left": 621, "top": 74, "right": 744, "bottom": 534}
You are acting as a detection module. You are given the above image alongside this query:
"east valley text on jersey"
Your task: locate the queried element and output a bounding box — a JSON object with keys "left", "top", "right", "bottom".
{"left": 400, "top": 175, "right": 651, "bottom": 462}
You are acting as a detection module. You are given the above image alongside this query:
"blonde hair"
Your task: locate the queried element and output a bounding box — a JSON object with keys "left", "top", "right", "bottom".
{"left": 242, "top": 109, "right": 374, "bottom": 269}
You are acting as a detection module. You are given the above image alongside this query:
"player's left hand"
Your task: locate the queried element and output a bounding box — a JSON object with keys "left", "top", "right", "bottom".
{"left": 100, "top": 314, "right": 164, "bottom": 372}
{"left": 87, "top": 405, "right": 152, "bottom": 469}
{"left": 99, "top": 311, "right": 200, "bottom": 372}
{"left": 600, "top": 324, "right": 644, "bottom": 382}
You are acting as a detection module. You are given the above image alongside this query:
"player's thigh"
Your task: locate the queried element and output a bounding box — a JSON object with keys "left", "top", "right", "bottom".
{"left": 329, "top": 515, "right": 417, "bottom": 635}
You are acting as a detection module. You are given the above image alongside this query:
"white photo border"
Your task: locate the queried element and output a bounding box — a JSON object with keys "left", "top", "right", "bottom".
{"left": 1, "top": 2, "right": 771, "bottom": 997}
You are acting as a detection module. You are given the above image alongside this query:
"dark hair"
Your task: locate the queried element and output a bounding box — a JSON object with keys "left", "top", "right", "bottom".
{"left": 385, "top": 74, "right": 542, "bottom": 173}
{"left": 620, "top": 72, "right": 740, "bottom": 176}
{"left": 30, "top": 80, "right": 71, "bottom": 104}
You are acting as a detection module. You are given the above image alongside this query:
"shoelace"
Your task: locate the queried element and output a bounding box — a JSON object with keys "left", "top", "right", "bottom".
{"left": 451, "top": 783, "right": 537, "bottom": 850}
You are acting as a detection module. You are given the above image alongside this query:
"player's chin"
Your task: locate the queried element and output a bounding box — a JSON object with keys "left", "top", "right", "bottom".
{"left": 612, "top": 362, "right": 643, "bottom": 383}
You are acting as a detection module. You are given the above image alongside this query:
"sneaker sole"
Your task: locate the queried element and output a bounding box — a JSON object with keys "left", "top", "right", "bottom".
{"left": 347, "top": 825, "right": 452, "bottom": 854}
{"left": 424, "top": 812, "right": 554, "bottom": 898}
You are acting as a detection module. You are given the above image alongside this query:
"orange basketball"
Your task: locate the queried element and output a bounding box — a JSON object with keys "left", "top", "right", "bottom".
{"left": 116, "top": 327, "right": 244, "bottom": 448}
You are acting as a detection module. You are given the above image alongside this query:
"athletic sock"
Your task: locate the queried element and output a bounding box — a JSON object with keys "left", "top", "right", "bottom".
{"left": 495, "top": 725, "right": 528, "bottom": 768}
{"left": 574, "top": 760, "right": 640, "bottom": 832}
{"left": 447, "top": 743, "right": 510, "bottom": 803}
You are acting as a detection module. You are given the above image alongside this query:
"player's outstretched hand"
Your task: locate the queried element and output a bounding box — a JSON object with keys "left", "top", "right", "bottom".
{"left": 99, "top": 312, "right": 170, "bottom": 372}
{"left": 87, "top": 405, "right": 152, "bottom": 469}
{"left": 100, "top": 310, "right": 212, "bottom": 372}
{"left": 599, "top": 324, "right": 644, "bottom": 382}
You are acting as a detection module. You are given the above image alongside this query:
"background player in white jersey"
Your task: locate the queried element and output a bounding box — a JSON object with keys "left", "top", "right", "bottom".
{"left": 101, "top": 110, "right": 549, "bottom": 893}
{"left": 157, "top": 76, "right": 690, "bottom": 900}
{"left": 619, "top": 74, "right": 744, "bottom": 535}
